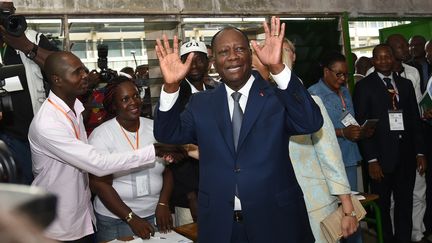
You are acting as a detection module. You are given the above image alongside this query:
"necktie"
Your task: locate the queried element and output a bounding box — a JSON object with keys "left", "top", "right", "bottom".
{"left": 231, "top": 92, "right": 243, "bottom": 151}
{"left": 383, "top": 77, "right": 398, "bottom": 110}
{"left": 383, "top": 77, "right": 394, "bottom": 91}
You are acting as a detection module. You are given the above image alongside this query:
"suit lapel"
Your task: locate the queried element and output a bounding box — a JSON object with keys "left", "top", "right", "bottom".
{"left": 237, "top": 75, "right": 270, "bottom": 150}
{"left": 211, "top": 84, "right": 236, "bottom": 157}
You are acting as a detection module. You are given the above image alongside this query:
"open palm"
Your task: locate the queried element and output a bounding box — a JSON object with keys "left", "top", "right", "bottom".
{"left": 155, "top": 35, "right": 194, "bottom": 85}
{"left": 252, "top": 16, "right": 285, "bottom": 66}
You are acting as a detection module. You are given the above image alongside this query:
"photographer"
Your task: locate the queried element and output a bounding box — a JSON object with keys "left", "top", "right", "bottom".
{"left": 0, "top": 0, "right": 58, "bottom": 184}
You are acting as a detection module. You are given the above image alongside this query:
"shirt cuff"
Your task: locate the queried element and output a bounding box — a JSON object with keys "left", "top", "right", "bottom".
{"left": 368, "top": 159, "right": 378, "bottom": 163}
{"left": 159, "top": 85, "right": 180, "bottom": 112}
{"left": 270, "top": 64, "right": 291, "bottom": 90}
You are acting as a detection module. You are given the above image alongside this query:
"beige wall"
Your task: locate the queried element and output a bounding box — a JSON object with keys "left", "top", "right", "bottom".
{"left": 12, "top": 0, "right": 432, "bottom": 17}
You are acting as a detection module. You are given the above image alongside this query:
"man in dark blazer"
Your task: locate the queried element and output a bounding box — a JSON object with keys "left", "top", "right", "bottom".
{"left": 170, "top": 40, "right": 217, "bottom": 225}
{"left": 153, "top": 17, "right": 323, "bottom": 243}
{"left": 353, "top": 44, "right": 426, "bottom": 243}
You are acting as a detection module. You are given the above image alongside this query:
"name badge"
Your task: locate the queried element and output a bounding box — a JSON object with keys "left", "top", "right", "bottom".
{"left": 388, "top": 110, "right": 404, "bottom": 131}
{"left": 341, "top": 111, "right": 359, "bottom": 127}
{"left": 132, "top": 170, "right": 151, "bottom": 198}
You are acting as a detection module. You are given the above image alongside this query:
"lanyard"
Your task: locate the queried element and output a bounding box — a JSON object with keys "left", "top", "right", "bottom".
{"left": 119, "top": 123, "right": 139, "bottom": 150}
{"left": 338, "top": 91, "right": 347, "bottom": 112}
{"left": 47, "top": 98, "right": 80, "bottom": 139}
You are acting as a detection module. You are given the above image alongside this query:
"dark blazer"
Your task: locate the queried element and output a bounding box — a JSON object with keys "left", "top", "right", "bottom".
{"left": 154, "top": 71, "right": 323, "bottom": 243}
{"left": 169, "top": 80, "right": 216, "bottom": 208}
{"left": 353, "top": 71, "right": 424, "bottom": 173}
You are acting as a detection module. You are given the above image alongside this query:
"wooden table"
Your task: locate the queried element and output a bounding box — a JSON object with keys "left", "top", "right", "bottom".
{"left": 101, "top": 223, "right": 198, "bottom": 243}
{"left": 174, "top": 222, "right": 197, "bottom": 242}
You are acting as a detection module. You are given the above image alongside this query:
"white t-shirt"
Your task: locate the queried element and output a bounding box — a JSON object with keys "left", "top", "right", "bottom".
{"left": 88, "top": 117, "right": 165, "bottom": 219}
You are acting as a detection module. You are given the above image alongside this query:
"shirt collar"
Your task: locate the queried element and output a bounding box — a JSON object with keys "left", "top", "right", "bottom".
{"left": 185, "top": 78, "right": 205, "bottom": 94}
{"left": 224, "top": 74, "right": 255, "bottom": 99}
{"left": 376, "top": 71, "right": 393, "bottom": 82}
{"left": 48, "top": 91, "right": 85, "bottom": 116}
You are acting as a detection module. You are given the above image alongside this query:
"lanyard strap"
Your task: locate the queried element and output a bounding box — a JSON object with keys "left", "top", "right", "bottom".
{"left": 119, "top": 123, "right": 139, "bottom": 150}
{"left": 47, "top": 98, "right": 80, "bottom": 139}
{"left": 338, "top": 91, "right": 347, "bottom": 112}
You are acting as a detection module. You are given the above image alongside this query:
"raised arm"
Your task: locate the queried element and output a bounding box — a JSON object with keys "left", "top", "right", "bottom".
{"left": 0, "top": 26, "right": 54, "bottom": 68}
{"left": 251, "top": 16, "right": 286, "bottom": 75}
{"left": 155, "top": 35, "right": 194, "bottom": 93}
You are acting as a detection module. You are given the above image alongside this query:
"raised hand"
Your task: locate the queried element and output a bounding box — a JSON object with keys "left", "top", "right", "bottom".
{"left": 251, "top": 16, "right": 285, "bottom": 74}
{"left": 155, "top": 35, "right": 194, "bottom": 93}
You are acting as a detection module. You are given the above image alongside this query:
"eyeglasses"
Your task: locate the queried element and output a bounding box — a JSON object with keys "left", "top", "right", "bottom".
{"left": 328, "top": 68, "right": 351, "bottom": 79}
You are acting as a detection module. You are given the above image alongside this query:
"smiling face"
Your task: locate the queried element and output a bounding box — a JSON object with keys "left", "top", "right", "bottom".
{"left": 182, "top": 52, "right": 209, "bottom": 83}
{"left": 213, "top": 28, "right": 252, "bottom": 91}
{"left": 372, "top": 45, "right": 394, "bottom": 76}
{"left": 113, "top": 81, "right": 142, "bottom": 123}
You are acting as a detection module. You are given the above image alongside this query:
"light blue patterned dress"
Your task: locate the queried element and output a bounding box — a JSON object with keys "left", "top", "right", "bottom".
{"left": 290, "top": 96, "right": 351, "bottom": 243}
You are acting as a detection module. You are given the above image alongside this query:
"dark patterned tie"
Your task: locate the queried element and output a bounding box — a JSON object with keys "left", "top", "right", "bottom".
{"left": 231, "top": 92, "right": 243, "bottom": 151}
{"left": 384, "top": 77, "right": 398, "bottom": 110}
{"left": 383, "top": 77, "right": 394, "bottom": 91}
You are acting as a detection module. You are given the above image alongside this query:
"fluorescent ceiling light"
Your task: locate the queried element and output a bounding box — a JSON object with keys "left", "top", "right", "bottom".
{"left": 26, "top": 19, "right": 62, "bottom": 24}
{"left": 183, "top": 17, "right": 265, "bottom": 23}
{"left": 69, "top": 18, "right": 144, "bottom": 23}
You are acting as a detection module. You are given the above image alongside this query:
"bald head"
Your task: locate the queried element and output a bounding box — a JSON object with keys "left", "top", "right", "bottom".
{"left": 355, "top": 56, "right": 372, "bottom": 76}
{"left": 45, "top": 51, "right": 80, "bottom": 84}
{"left": 386, "top": 34, "right": 410, "bottom": 62}
{"left": 409, "top": 35, "right": 427, "bottom": 60}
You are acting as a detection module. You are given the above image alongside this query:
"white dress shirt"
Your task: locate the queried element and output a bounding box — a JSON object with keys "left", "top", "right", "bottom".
{"left": 158, "top": 65, "right": 292, "bottom": 210}
{"left": 29, "top": 91, "right": 157, "bottom": 241}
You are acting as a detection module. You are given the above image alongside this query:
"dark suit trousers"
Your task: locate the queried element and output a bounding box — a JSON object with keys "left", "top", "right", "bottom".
{"left": 370, "top": 157, "right": 416, "bottom": 243}
{"left": 230, "top": 221, "right": 250, "bottom": 243}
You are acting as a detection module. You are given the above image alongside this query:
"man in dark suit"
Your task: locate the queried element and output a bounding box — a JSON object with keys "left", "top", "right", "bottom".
{"left": 408, "top": 35, "right": 431, "bottom": 93}
{"left": 153, "top": 17, "right": 323, "bottom": 243}
{"left": 353, "top": 44, "right": 426, "bottom": 243}
{"left": 170, "top": 40, "right": 217, "bottom": 226}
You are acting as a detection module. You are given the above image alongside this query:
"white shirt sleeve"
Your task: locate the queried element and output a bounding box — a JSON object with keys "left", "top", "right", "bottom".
{"left": 270, "top": 64, "right": 291, "bottom": 90}
{"left": 31, "top": 121, "right": 156, "bottom": 177}
{"left": 159, "top": 85, "right": 180, "bottom": 111}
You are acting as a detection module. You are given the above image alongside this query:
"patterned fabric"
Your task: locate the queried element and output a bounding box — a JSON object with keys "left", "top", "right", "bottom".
{"left": 290, "top": 96, "right": 351, "bottom": 243}
{"left": 308, "top": 80, "right": 362, "bottom": 167}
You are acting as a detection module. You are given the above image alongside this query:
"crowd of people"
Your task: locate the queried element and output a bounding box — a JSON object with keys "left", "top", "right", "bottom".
{"left": 1, "top": 1, "right": 432, "bottom": 242}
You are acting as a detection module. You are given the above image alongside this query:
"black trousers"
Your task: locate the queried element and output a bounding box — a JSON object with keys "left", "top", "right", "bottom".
{"left": 370, "top": 159, "right": 416, "bottom": 243}
{"left": 62, "top": 234, "right": 94, "bottom": 243}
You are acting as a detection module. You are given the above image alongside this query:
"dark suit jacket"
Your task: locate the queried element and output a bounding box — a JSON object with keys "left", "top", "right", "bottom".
{"left": 353, "top": 72, "right": 424, "bottom": 173}
{"left": 169, "top": 80, "right": 216, "bottom": 208}
{"left": 154, "top": 71, "right": 323, "bottom": 243}
{"left": 406, "top": 60, "right": 432, "bottom": 93}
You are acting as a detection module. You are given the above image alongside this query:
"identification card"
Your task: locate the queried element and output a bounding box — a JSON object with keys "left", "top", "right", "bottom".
{"left": 341, "top": 111, "right": 359, "bottom": 127}
{"left": 388, "top": 110, "right": 404, "bottom": 131}
{"left": 132, "top": 170, "right": 151, "bottom": 198}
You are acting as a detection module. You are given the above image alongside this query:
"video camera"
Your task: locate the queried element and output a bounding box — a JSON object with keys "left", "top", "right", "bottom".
{"left": 0, "top": 64, "right": 25, "bottom": 112}
{"left": 0, "top": 9, "right": 27, "bottom": 37}
{"left": 97, "top": 44, "right": 117, "bottom": 83}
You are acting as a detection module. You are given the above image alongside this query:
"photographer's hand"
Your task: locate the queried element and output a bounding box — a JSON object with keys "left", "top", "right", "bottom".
{"left": 0, "top": 26, "right": 53, "bottom": 68}
{"left": 155, "top": 35, "right": 194, "bottom": 93}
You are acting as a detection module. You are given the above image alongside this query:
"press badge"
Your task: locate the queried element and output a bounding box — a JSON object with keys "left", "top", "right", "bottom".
{"left": 340, "top": 111, "right": 359, "bottom": 127}
{"left": 388, "top": 110, "right": 404, "bottom": 131}
{"left": 132, "top": 170, "right": 151, "bottom": 198}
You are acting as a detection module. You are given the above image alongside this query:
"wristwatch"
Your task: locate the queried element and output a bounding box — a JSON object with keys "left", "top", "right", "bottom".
{"left": 344, "top": 210, "right": 357, "bottom": 217}
{"left": 26, "top": 44, "right": 38, "bottom": 60}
